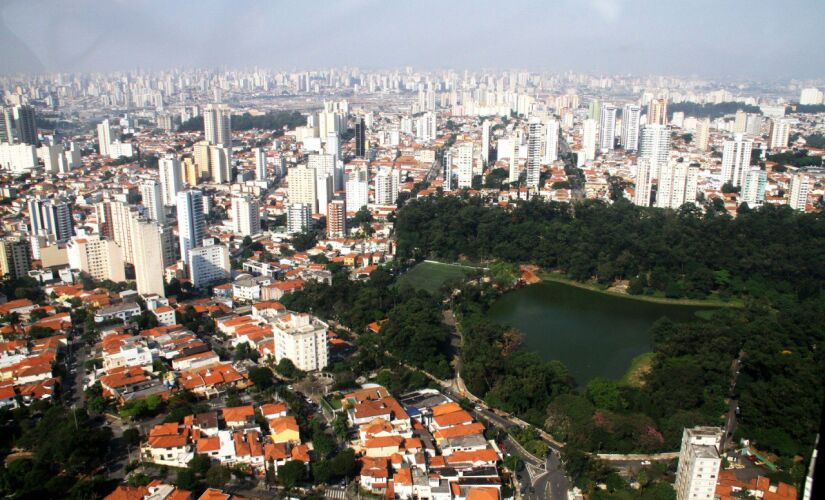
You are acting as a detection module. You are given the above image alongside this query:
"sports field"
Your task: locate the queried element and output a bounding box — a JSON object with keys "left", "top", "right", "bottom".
{"left": 396, "top": 261, "right": 477, "bottom": 293}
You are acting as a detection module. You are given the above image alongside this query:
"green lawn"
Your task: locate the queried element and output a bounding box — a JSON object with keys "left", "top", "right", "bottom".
{"left": 397, "top": 261, "right": 477, "bottom": 294}
{"left": 621, "top": 352, "right": 655, "bottom": 387}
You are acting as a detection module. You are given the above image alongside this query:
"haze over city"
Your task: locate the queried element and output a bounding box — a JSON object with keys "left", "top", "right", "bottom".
{"left": 2, "top": 0, "right": 825, "bottom": 78}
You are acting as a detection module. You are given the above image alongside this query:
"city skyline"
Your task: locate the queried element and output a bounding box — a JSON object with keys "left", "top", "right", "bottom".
{"left": 2, "top": 0, "right": 825, "bottom": 79}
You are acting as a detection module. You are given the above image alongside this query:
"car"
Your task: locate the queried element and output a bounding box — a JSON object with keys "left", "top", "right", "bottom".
{"left": 641, "top": 460, "right": 651, "bottom": 466}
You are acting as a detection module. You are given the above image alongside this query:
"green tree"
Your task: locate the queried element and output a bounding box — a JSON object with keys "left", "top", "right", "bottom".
{"left": 278, "top": 460, "right": 306, "bottom": 489}
{"left": 206, "top": 464, "right": 231, "bottom": 488}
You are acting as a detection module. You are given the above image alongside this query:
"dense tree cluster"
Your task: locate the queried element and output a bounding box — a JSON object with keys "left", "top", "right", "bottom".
{"left": 766, "top": 149, "right": 823, "bottom": 168}
{"left": 395, "top": 196, "right": 825, "bottom": 300}
{"left": 178, "top": 111, "right": 305, "bottom": 133}
{"left": 667, "top": 102, "right": 761, "bottom": 119}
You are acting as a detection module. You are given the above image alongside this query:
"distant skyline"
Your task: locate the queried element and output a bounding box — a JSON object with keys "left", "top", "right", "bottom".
{"left": 1, "top": 0, "right": 824, "bottom": 80}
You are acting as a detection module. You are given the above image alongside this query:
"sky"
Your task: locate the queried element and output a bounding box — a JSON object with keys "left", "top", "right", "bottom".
{"left": 1, "top": 0, "right": 823, "bottom": 79}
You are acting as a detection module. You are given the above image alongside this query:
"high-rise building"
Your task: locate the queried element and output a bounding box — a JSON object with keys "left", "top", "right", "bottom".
{"left": 598, "top": 104, "right": 617, "bottom": 153}
{"left": 345, "top": 166, "right": 369, "bottom": 212}
{"left": 582, "top": 118, "right": 597, "bottom": 162}
{"left": 481, "top": 120, "right": 491, "bottom": 165}
{"left": 231, "top": 195, "right": 261, "bottom": 237}
{"left": 0, "top": 107, "right": 15, "bottom": 143}
{"left": 108, "top": 200, "right": 139, "bottom": 263}
{"left": 188, "top": 239, "right": 230, "bottom": 288}
{"left": 733, "top": 109, "right": 748, "bottom": 134}
{"left": 139, "top": 180, "right": 165, "bottom": 224}
{"left": 647, "top": 98, "right": 668, "bottom": 126}
{"left": 288, "top": 164, "right": 318, "bottom": 213}
{"left": 526, "top": 119, "right": 543, "bottom": 189}
{"left": 799, "top": 88, "right": 824, "bottom": 105}
{"left": 720, "top": 134, "right": 753, "bottom": 187}
{"left": 176, "top": 190, "right": 205, "bottom": 265}
{"left": 633, "top": 158, "right": 653, "bottom": 207}
{"left": 203, "top": 103, "right": 231, "bottom": 147}
{"left": 695, "top": 118, "right": 710, "bottom": 151}
{"left": 0, "top": 143, "right": 37, "bottom": 172}
{"left": 769, "top": 118, "right": 792, "bottom": 150}
{"left": 0, "top": 238, "right": 31, "bottom": 280}
{"left": 272, "top": 313, "right": 329, "bottom": 371}
{"left": 181, "top": 157, "right": 200, "bottom": 187}
{"left": 97, "top": 119, "right": 113, "bottom": 157}
{"left": 159, "top": 156, "right": 182, "bottom": 205}
{"left": 456, "top": 142, "right": 475, "bottom": 189}
{"left": 588, "top": 99, "right": 600, "bottom": 120}
{"left": 286, "top": 203, "right": 311, "bottom": 234}
{"left": 375, "top": 168, "right": 401, "bottom": 205}
{"left": 38, "top": 144, "right": 63, "bottom": 173}
{"left": 131, "top": 219, "right": 167, "bottom": 297}
{"left": 741, "top": 168, "right": 767, "bottom": 206}
{"left": 674, "top": 427, "right": 723, "bottom": 500}
{"left": 354, "top": 116, "right": 366, "bottom": 157}
{"left": 193, "top": 140, "right": 211, "bottom": 180}
{"left": 308, "top": 154, "right": 340, "bottom": 190}
{"left": 12, "top": 105, "right": 37, "bottom": 145}
{"left": 443, "top": 149, "right": 453, "bottom": 192}
{"left": 327, "top": 198, "right": 346, "bottom": 238}
{"left": 621, "top": 104, "right": 641, "bottom": 151}
{"left": 543, "top": 118, "right": 560, "bottom": 163}
{"left": 208, "top": 145, "right": 231, "bottom": 184}
{"left": 789, "top": 174, "right": 810, "bottom": 211}
{"left": 28, "top": 199, "right": 74, "bottom": 243}
{"left": 656, "top": 161, "right": 698, "bottom": 209}
{"left": 254, "top": 147, "right": 268, "bottom": 182}
{"left": 639, "top": 124, "right": 671, "bottom": 179}
{"left": 67, "top": 236, "right": 125, "bottom": 282}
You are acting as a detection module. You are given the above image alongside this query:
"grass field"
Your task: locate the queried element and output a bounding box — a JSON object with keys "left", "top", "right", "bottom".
{"left": 621, "top": 352, "right": 656, "bottom": 387}
{"left": 397, "top": 261, "right": 477, "bottom": 293}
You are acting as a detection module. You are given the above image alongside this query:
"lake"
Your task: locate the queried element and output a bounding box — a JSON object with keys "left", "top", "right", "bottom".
{"left": 487, "top": 281, "right": 712, "bottom": 385}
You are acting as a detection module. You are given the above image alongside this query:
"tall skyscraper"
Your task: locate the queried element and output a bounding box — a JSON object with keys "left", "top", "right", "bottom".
{"left": 526, "top": 119, "right": 543, "bottom": 189}
{"left": 131, "top": 219, "right": 167, "bottom": 297}
{"left": 28, "top": 199, "right": 74, "bottom": 243}
{"left": 695, "top": 118, "right": 710, "bottom": 151}
{"left": 674, "top": 427, "right": 723, "bottom": 500}
{"left": 203, "top": 103, "right": 231, "bottom": 147}
{"left": 354, "top": 116, "right": 366, "bottom": 157}
{"left": 581, "top": 118, "right": 597, "bottom": 162}
{"left": 720, "top": 134, "right": 753, "bottom": 187}
{"left": 598, "top": 104, "right": 617, "bottom": 153}
{"left": 315, "top": 171, "right": 333, "bottom": 216}
{"left": 647, "top": 98, "right": 668, "bottom": 125}
{"left": 633, "top": 158, "right": 653, "bottom": 207}
{"left": 208, "top": 145, "right": 231, "bottom": 184}
{"left": 443, "top": 149, "right": 453, "bottom": 192}
{"left": 0, "top": 238, "right": 32, "bottom": 280}
{"left": 345, "top": 166, "right": 369, "bottom": 212}
{"left": 656, "top": 161, "right": 698, "bottom": 209}
{"left": 0, "top": 107, "right": 15, "bottom": 143}
{"left": 231, "top": 195, "right": 261, "bottom": 237}
{"left": 12, "top": 105, "right": 37, "bottom": 145}
{"left": 639, "top": 124, "right": 671, "bottom": 179}
{"left": 621, "top": 104, "right": 641, "bottom": 151}
{"left": 769, "top": 118, "right": 792, "bottom": 150}
{"left": 543, "top": 118, "right": 560, "bottom": 163}
{"left": 481, "top": 119, "right": 491, "bottom": 165}
{"left": 254, "top": 147, "right": 268, "bottom": 181}
{"left": 287, "top": 203, "right": 311, "bottom": 234}
{"left": 308, "top": 154, "right": 340, "bottom": 190}
{"left": 108, "top": 201, "right": 139, "bottom": 263}
{"left": 140, "top": 180, "right": 165, "bottom": 224}
{"left": 97, "top": 119, "right": 113, "bottom": 157}
{"left": 741, "top": 168, "right": 767, "bottom": 206}
{"left": 327, "top": 198, "right": 346, "bottom": 238}
{"left": 375, "top": 168, "right": 400, "bottom": 205}
{"left": 789, "top": 174, "right": 810, "bottom": 211}
{"left": 456, "top": 142, "right": 474, "bottom": 189}
{"left": 159, "top": 156, "right": 182, "bottom": 206}
{"left": 288, "top": 164, "right": 318, "bottom": 213}
{"left": 176, "top": 190, "right": 205, "bottom": 265}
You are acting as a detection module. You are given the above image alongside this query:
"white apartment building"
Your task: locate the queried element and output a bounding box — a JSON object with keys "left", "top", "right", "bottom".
{"left": 789, "top": 174, "right": 810, "bottom": 211}
{"left": 140, "top": 180, "right": 165, "bottom": 223}
{"left": 526, "top": 119, "right": 543, "bottom": 189}
{"left": 581, "top": 118, "right": 597, "bottom": 162}
{"left": 67, "top": 236, "right": 125, "bottom": 282}
{"left": 721, "top": 134, "right": 753, "bottom": 188}
{"left": 639, "top": 124, "right": 671, "bottom": 179}
{"left": 159, "top": 156, "right": 182, "bottom": 205}
{"left": 204, "top": 103, "right": 232, "bottom": 147}
{"left": 456, "top": 142, "right": 475, "bottom": 189}
{"left": 188, "top": 240, "right": 230, "bottom": 288}
{"left": 132, "top": 219, "right": 167, "bottom": 298}
{"left": 230, "top": 195, "right": 261, "bottom": 237}
{"left": 345, "top": 166, "right": 369, "bottom": 212}
{"left": 621, "top": 104, "right": 641, "bottom": 151}
{"left": 374, "top": 167, "right": 401, "bottom": 205}
{"left": 656, "top": 161, "right": 698, "bottom": 209}
{"left": 271, "top": 313, "right": 329, "bottom": 371}
{"left": 288, "top": 164, "right": 318, "bottom": 213}
{"left": 633, "top": 158, "right": 653, "bottom": 207}
{"left": 286, "top": 203, "right": 311, "bottom": 235}
{"left": 674, "top": 427, "right": 723, "bottom": 500}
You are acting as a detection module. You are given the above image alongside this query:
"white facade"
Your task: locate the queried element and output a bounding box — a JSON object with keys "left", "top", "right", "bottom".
{"left": 140, "top": 180, "right": 165, "bottom": 223}
{"left": 640, "top": 124, "right": 671, "bottom": 179}
{"left": 481, "top": 119, "right": 491, "bottom": 165}
{"left": 231, "top": 195, "right": 261, "bottom": 237}
{"left": 375, "top": 167, "right": 401, "bottom": 205}
{"left": 67, "top": 236, "right": 125, "bottom": 282}
{"left": 209, "top": 145, "right": 231, "bottom": 184}
{"left": 272, "top": 313, "right": 329, "bottom": 371}
{"left": 789, "top": 174, "right": 810, "bottom": 211}
{"left": 581, "top": 118, "right": 597, "bottom": 162}
{"left": 189, "top": 241, "right": 230, "bottom": 288}
{"left": 695, "top": 119, "right": 710, "bottom": 151}
{"left": 345, "top": 166, "right": 369, "bottom": 212}
{"left": 769, "top": 119, "right": 791, "bottom": 150}
{"left": 132, "top": 219, "right": 167, "bottom": 297}
{"left": 720, "top": 134, "right": 753, "bottom": 188}
{"left": 456, "top": 142, "right": 475, "bottom": 189}
{"left": 799, "top": 88, "right": 824, "bottom": 105}
{"left": 598, "top": 104, "right": 617, "bottom": 153}
{"left": 286, "top": 203, "right": 311, "bottom": 235}
{"left": 204, "top": 103, "right": 231, "bottom": 147}
{"left": 526, "top": 119, "right": 543, "bottom": 189}
{"left": 288, "top": 164, "right": 318, "bottom": 213}
{"left": 97, "top": 119, "right": 112, "bottom": 157}
{"left": 656, "top": 161, "right": 698, "bottom": 209}
{"left": 176, "top": 190, "right": 205, "bottom": 265}
{"left": 543, "top": 118, "right": 560, "bottom": 163}
{"left": 37, "top": 144, "right": 63, "bottom": 173}
{"left": 741, "top": 168, "right": 767, "bottom": 206}
{"left": 254, "top": 147, "right": 267, "bottom": 181}
{"left": 674, "top": 427, "right": 723, "bottom": 500}
{"left": 159, "top": 156, "right": 182, "bottom": 205}
{"left": 621, "top": 104, "right": 641, "bottom": 151}
{"left": 0, "top": 143, "right": 37, "bottom": 172}
{"left": 633, "top": 158, "right": 652, "bottom": 207}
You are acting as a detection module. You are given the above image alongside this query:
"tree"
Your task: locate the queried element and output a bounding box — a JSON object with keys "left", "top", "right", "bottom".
{"left": 275, "top": 358, "right": 298, "bottom": 379}
{"left": 278, "top": 460, "right": 306, "bottom": 489}
{"left": 206, "top": 464, "right": 231, "bottom": 488}
{"left": 248, "top": 366, "right": 275, "bottom": 390}
{"left": 188, "top": 453, "right": 212, "bottom": 475}
{"left": 123, "top": 428, "right": 142, "bottom": 447}
{"left": 291, "top": 231, "right": 317, "bottom": 252}
{"left": 175, "top": 469, "right": 199, "bottom": 490}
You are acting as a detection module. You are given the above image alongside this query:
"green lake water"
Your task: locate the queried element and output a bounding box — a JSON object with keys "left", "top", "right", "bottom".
{"left": 487, "top": 281, "right": 712, "bottom": 385}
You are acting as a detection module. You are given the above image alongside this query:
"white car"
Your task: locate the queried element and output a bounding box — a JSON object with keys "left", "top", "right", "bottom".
{"left": 641, "top": 460, "right": 651, "bottom": 466}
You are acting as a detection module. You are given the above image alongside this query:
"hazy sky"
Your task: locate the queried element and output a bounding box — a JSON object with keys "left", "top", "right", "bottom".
{"left": 1, "top": 0, "right": 823, "bottom": 79}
